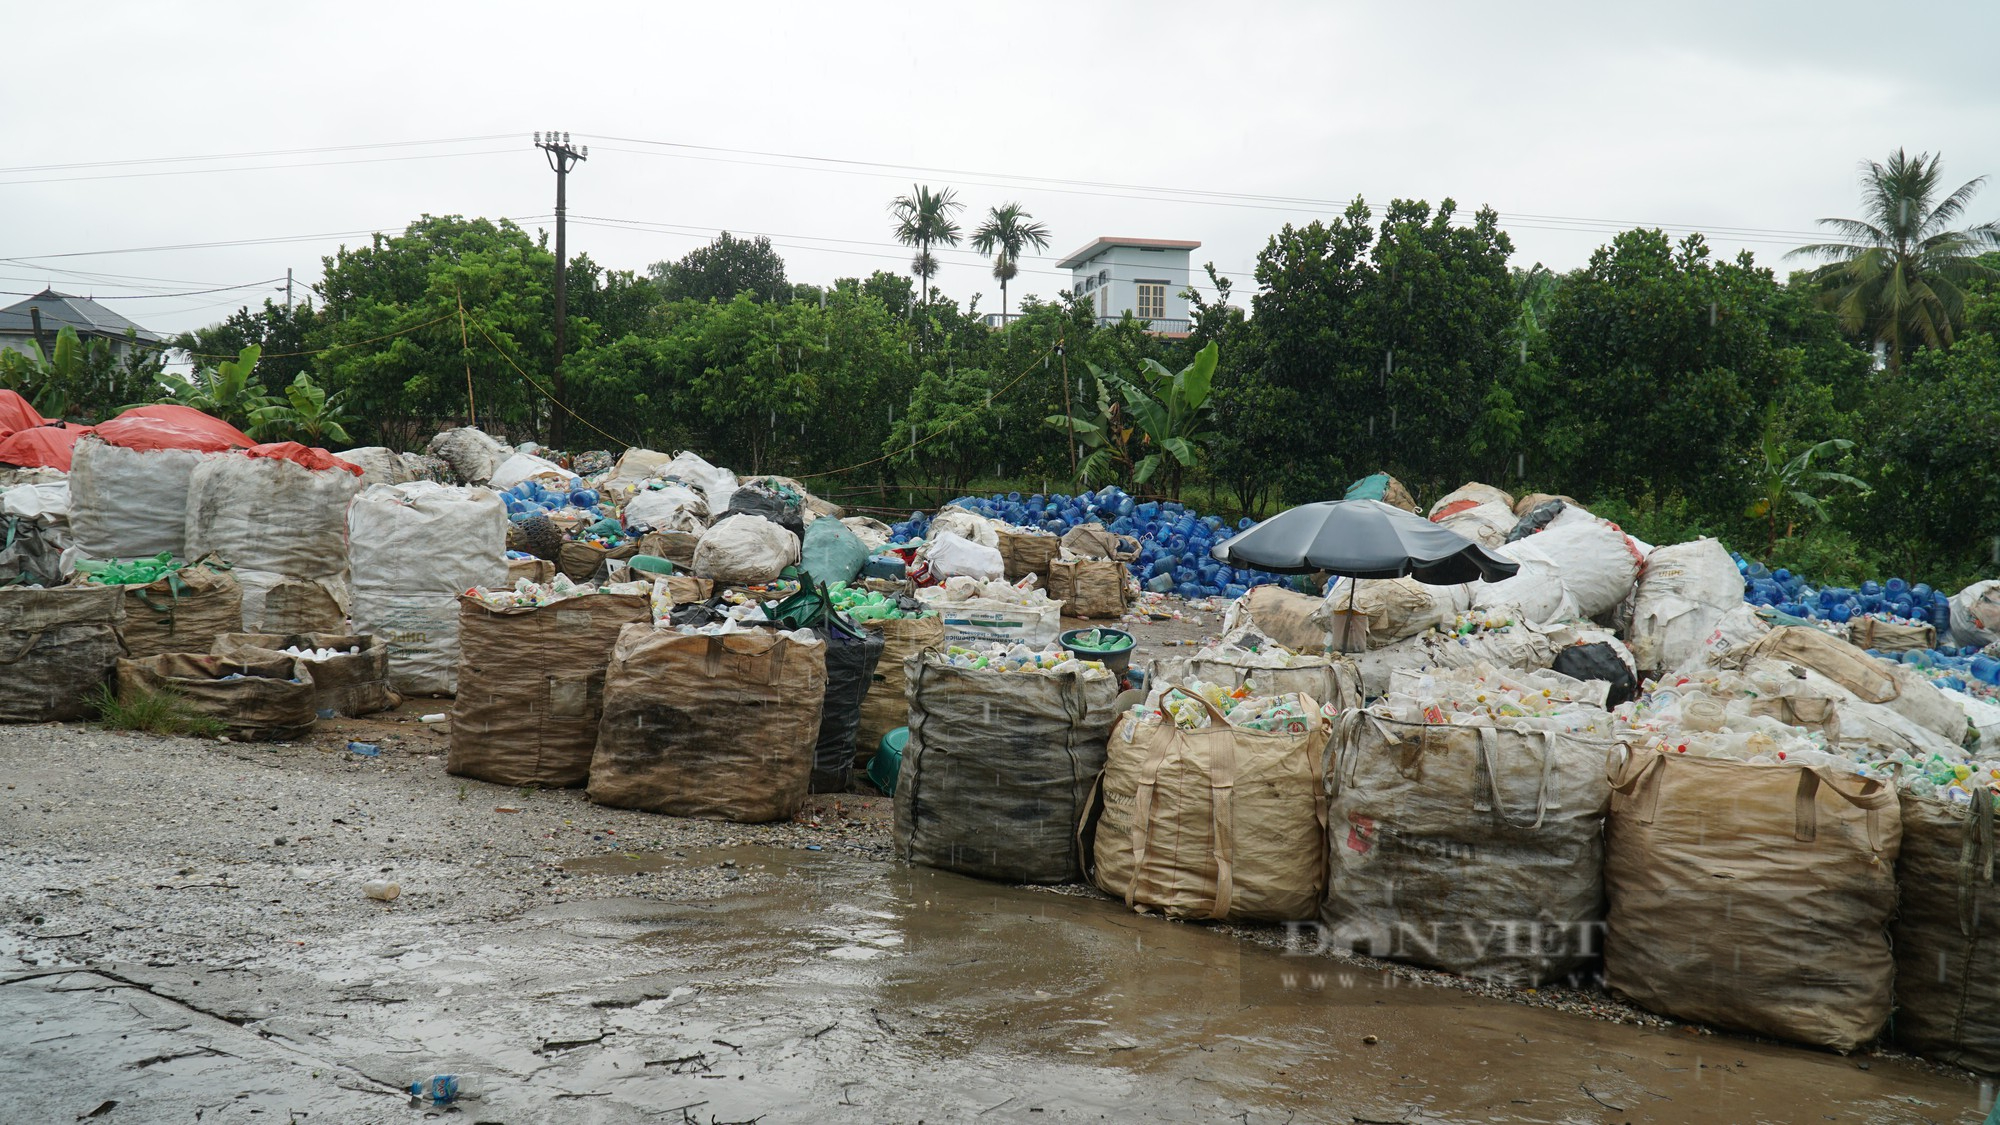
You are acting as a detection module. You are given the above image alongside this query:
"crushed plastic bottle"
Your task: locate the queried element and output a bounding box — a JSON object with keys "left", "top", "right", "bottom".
{"left": 408, "top": 1074, "right": 474, "bottom": 1105}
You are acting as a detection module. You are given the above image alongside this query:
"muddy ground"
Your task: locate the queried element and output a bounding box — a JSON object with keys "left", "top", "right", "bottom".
{"left": 1, "top": 606, "right": 1991, "bottom": 1124}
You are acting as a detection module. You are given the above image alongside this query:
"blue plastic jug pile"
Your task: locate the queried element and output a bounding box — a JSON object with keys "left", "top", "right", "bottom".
{"left": 500, "top": 478, "right": 605, "bottom": 521}
{"left": 887, "top": 486, "right": 1293, "bottom": 601}
{"left": 1733, "top": 553, "right": 2000, "bottom": 695}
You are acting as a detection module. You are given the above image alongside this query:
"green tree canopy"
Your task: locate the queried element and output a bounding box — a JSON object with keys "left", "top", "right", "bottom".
{"left": 647, "top": 232, "right": 789, "bottom": 304}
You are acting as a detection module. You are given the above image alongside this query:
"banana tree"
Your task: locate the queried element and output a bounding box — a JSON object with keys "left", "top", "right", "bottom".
{"left": 250, "top": 373, "right": 355, "bottom": 446}
{"left": 1745, "top": 416, "right": 1871, "bottom": 556}
{"left": 1046, "top": 341, "right": 1221, "bottom": 500}
{"left": 144, "top": 344, "right": 274, "bottom": 429}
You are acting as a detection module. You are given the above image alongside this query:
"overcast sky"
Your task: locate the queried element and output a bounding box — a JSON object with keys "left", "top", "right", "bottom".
{"left": 5, "top": 0, "right": 1997, "bottom": 340}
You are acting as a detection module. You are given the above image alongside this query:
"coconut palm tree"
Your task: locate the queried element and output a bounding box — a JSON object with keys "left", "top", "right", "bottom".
{"left": 1790, "top": 149, "right": 2000, "bottom": 373}
{"left": 889, "top": 185, "right": 963, "bottom": 320}
{"left": 970, "top": 203, "right": 1052, "bottom": 324}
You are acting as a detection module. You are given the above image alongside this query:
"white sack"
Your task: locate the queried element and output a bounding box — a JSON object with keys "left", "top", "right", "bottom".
{"left": 1, "top": 481, "right": 70, "bottom": 522}
{"left": 693, "top": 513, "right": 799, "bottom": 585}
{"left": 663, "top": 451, "right": 739, "bottom": 515}
{"left": 348, "top": 482, "right": 509, "bottom": 695}
{"left": 1432, "top": 500, "right": 1518, "bottom": 548}
{"left": 489, "top": 452, "right": 571, "bottom": 491}
{"left": 1953, "top": 580, "right": 2000, "bottom": 649}
{"left": 922, "top": 531, "right": 1005, "bottom": 581}
{"left": 928, "top": 506, "right": 999, "bottom": 549}
{"left": 622, "top": 482, "right": 710, "bottom": 534}
{"left": 1627, "top": 538, "right": 1744, "bottom": 673}
{"left": 335, "top": 447, "right": 420, "bottom": 489}
{"left": 841, "top": 516, "right": 893, "bottom": 552}
{"left": 1427, "top": 482, "right": 1515, "bottom": 519}
{"left": 424, "top": 427, "right": 508, "bottom": 486}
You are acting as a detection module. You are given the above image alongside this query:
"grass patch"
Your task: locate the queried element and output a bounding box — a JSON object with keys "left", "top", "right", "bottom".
{"left": 89, "top": 684, "right": 227, "bottom": 738}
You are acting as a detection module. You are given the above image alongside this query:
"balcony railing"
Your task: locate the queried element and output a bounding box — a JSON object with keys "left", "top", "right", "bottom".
{"left": 981, "top": 313, "right": 1192, "bottom": 335}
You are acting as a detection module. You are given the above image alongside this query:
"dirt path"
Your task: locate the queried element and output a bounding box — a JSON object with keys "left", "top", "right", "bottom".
{"left": 2, "top": 711, "right": 1986, "bottom": 1124}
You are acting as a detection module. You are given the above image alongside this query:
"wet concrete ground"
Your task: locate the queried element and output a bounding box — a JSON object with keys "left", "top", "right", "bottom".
{"left": 0, "top": 606, "right": 1991, "bottom": 1123}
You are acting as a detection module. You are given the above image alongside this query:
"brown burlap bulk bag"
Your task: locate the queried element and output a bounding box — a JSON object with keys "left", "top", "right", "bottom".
{"left": 1322, "top": 711, "right": 1614, "bottom": 987}
{"left": 506, "top": 557, "right": 555, "bottom": 585}
{"left": 1089, "top": 690, "right": 1330, "bottom": 922}
{"left": 1060, "top": 522, "right": 1140, "bottom": 562}
{"left": 996, "top": 528, "right": 1060, "bottom": 583}
{"left": 0, "top": 585, "right": 124, "bottom": 722}
{"left": 116, "top": 652, "right": 316, "bottom": 741}
{"left": 1892, "top": 792, "right": 2000, "bottom": 1073}
{"left": 558, "top": 540, "right": 640, "bottom": 583}
{"left": 1604, "top": 750, "right": 1900, "bottom": 1051}
{"left": 1847, "top": 615, "right": 1937, "bottom": 654}
{"left": 447, "top": 590, "right": 649, "bottom": 787}
{"left": 854, "top": 615, "right": 946, "bottom": 765}
{"left": 211, "top": 632, "right": 392, "bottom": 717}
{"left": 587, "top": 626, "right": 828, "bottom": 823}
{"left": 1049, "top": 557, "right": 1127, "bottom": 619}
{"left": 637, "top": 530, "right": 700, "bottom": 572}
{"left": 106, "top": 557, "right": 242, "bottom": 660}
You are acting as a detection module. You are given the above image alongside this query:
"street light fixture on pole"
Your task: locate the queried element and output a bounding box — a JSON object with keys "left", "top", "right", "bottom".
{"left": 534, "top": 130, "right": 587, "bottom": 447}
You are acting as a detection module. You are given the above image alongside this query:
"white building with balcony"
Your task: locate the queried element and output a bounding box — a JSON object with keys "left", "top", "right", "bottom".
{"left": 1052, "top": 236, "right": 1201, "bottom": 335}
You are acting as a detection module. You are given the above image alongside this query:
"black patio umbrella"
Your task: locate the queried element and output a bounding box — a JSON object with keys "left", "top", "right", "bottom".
{"left": 1211, "top": 499, "right": 1520, "bottom": 584}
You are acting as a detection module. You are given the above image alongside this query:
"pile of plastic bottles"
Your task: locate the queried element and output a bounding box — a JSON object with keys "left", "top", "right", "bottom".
{"left": 889, "top": 486, "right": 1291, "bottom": 601}
{"left": 1855, "top": 751, "right": 2000, "bottom": 807}
{"left": 75, "top": 553, "right": 187, "bottom": 587}
{"left": 1735, "top": 555, "right": 1952, "bottom": 637}
{"left": 469, "top": 574, "right": 594, "bottom": 609}
{"left": 1876, "top": 647, "right": 2000, "bottom": 698}
{"left": 501, "top": 478, "right": 606, "bottom": 521}
{"left": 277, "top": 644, "right": 364, "bottom": 662}
{"left": 826, "top": 581, "right": 928, "bottom": 622}
{"left": 574, "top": 516, "right": 628, "bottom": 550}
{"left": 937, "top": 643, "right": 1107, "bottom": 676}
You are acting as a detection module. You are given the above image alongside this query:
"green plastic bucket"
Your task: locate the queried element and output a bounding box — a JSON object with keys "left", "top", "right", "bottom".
{"left": 868, "top": 727, "right": 908, "bottom": 796}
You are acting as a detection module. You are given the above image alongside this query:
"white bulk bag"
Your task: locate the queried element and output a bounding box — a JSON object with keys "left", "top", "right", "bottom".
{"left": 1627, "top": 538, "right": 1743, "bottom": 673}
{"left": 348, "top": 482, "right": 509, "bottom": 695}
{"left": 335, "top": 447, "right": 420, "bottom": 489}
{"left": 184, "top": 454, "right": 362, "bottom": 631}
{"left": 424, "top": 426, "right": 508, "bottom": 486}
{"left": 69, "top": 438, "right": 206, "bottom": 560}
{"left": 1432, "top": 500, "right": 1517, "bottom": 548}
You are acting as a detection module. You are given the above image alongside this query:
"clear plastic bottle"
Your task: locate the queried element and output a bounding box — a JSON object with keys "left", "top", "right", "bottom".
{"left": 409, "top": 1075, "right": 477, "bottom": 1105}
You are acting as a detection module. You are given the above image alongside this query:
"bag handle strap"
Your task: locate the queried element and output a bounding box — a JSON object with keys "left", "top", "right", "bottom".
{"left": 1124, "top": 712, "right": 1179, "bottom": 911}
{"left": 1792, "top": 767, "right": 1894, "bottom": 847}
{"left": 1607, "top": 745, "right": 1668, "bottom": 825}
{"left": 1206, "top": 725, "right": 1240, "bottom": 921}
{"left": 1475, "top": 726, "right": 1554, "bottom": 831}
{"left": 1957, "top": 794, "right": 1996, "bottom": 938}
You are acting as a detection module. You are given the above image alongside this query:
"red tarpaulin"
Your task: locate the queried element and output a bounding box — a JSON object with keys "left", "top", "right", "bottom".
{"left": 245, "top": 441, "right": 362, "bottom": 475}
{"left": 0, "top": 424, "right": 93, "bottom": 471}
{"left": 0, "top": 390, "right": 45, "bottom": 435}
{"left": 93, "top": 404, "right": 252, "bottom": 452}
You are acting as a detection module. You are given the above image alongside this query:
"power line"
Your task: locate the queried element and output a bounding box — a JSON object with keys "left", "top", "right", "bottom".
{"left": 580, "top": 132, "right": 1841, "bottom": 244}
{"left": 0, "top": 216, "right": 553, "bottom": 263}
{"left": 0, "top": 147, "right": 519, "bottom": 188}
{"left": 0, "top": 134, "right": 521, "bottom": 176}
{"left": 0, "top": 278, "right": 286, "bottom": 301}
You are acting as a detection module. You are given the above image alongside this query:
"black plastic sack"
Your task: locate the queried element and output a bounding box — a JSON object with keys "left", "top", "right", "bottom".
{"left": 725, "top": 488, "right": 806, "bottom": 542}
{"left": 1506, "top": 499, "right": 1568, "bottom": 543}
{"left": 1554, "top": 641, "right": 1637, "bottom": 707}
{"left": 810, "top": 622, "right": 885, "bottom": 793}
{"left": 668, "top": 599, "right": 729, "bottom": 628}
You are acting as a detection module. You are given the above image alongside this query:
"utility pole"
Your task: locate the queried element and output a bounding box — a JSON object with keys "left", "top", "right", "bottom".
{"left": 534, "top": 130, "right": 587, "bottom": 448}
{"left": 285, "top": 268, "right": 293, "bottom": 312}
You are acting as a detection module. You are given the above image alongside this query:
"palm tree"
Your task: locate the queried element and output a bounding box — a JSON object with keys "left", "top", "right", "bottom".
{"left": 890, "top": 185, "right": 963, "bottom": 321}
{"left": 970, "top": 203, "right": 1052, "bottom": 323}
{"left": 1790, "top": 149, "right": 2000, "bottom": 373}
